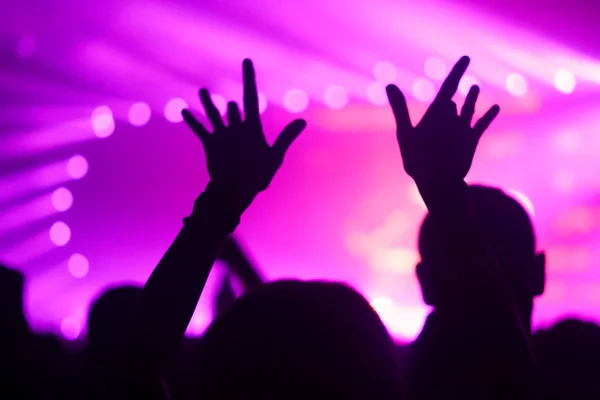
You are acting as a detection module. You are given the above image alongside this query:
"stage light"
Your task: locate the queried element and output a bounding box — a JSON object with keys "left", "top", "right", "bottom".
{"left": 366, "top": 82, "right": 387, "bottom": 105}
{"left": 258, "top": 92, "right": 268, "bottom": 114}
{"left": 50, "top": 221, "right": 71, "bottom": 247}
{"left": 506, "top": 73, "right": 528, "bottom": 97}
{"left": 458, "top": 75, "right": 479, "bottom": 96}
{"left": 128, "top": 101, "right": 152, "bottom": 127}
{"left": 283, "top": 89, "right": 309, "bottom": 113}
{"left": 324, "top": 85, "right": 349, "bottom": 109}
{"left": 91, "top": 106, "right": 115, "bottom": 138}
{"left": 51, "top": 187, "right": 73, "bottom": 212}
{"left": 373, "top": 62, "right": 397, "bottom": 84}
{"left": 412, "top": 78, "right": 435, "bottom": 102}
{"left": 424, "top": 57, "right": 447, "bottom": 80}
{"left": 554, "top": 69, "right": 576, "bottom": 94}
{"left": 67, "top": 155, "right": 89, "bottom": 180}
{"left": 164, "top": 98, "right": 188, "bottom": 123}
{"left": 60, "top": 317, "right": 81, "bottom": 340}
{"left": 211, "top": 94, "right": 227, "bottom": 116}
{"left": 17, "top": 36, "right": 36, "bottom": 58}
{"left": 68, "top": 254, "right": 89, "bottom": 278}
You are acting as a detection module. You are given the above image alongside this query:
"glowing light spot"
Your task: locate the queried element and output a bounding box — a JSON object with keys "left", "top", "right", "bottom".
{"left": 186, "top": 312, "right": 210, "bottom": 336}
{"left": 60, "top": 317, "right": 81, "bottom": 340}
{"left": 554, "top": 170, "right": 576, "bottom": 193}
{"left": 67, "top": 155, "right": 89, "bottom": 180}
{"left": 91, "top": 106, "right": 115, "bottom": 138}
{"left": 51, "top": 187, "right": 73, "bottom": 212}
{"left": 68, "top": 254, "right": 89, "bottom": 278}
{"left": 373, "top": 62, "right": 397, "bottom": 84}
{"left": 371, "top": 296, "right": 394, "bottom": 316}
{"left": 366, "top": 82, "right": 387, "bottom": 105}
{"left": 554, "top": 69, "right": 576, "bottom": 94}
{"left": 554, "top": 131, "right": 581, "bottom": 153}
{"left": 164, "top": 98, "right": 188, "bottom": 123}
{"left": 50, "top": 221, "right": 71, "bottom": 247}
{"left": 324, "top": 85, "right": 349, "bottom": 109}
{"left": 506, "top": 189, "right": 535, "bottom": 218}
{"left": 506, "top": 73, "right": 528, "bottom": 97}
{"left": 424, "top": 57, "right": 447, "bottom": 80}
{"left": 283, "top": 89, "right": 309, "bottom": 113}
{"left": 412, "top": 78, "right": 435, "bottom": 102}
{"left": 370, "top": 247, "right": 419, "bottom": 273}
{"left": 458, "top": 75, "right": 479, "bottom": 96}
{"left": 17, "top": 36, "right": 36, "bottom": 58}
{"left": 258, "top": 92, "right": 268, "bottom": 114}
{"left": 128, "top": 101, "right": 151, "bottom": 127}
{"left": 211, "top": 94, "right": 227, "bottom": 116}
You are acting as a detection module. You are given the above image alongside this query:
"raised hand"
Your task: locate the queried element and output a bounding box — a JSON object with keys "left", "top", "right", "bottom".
{"left": 182, "top": 59, "right": 306, "bottom": 207}
{"left": 386, "top": 56, "right": 499, "bottom": 186}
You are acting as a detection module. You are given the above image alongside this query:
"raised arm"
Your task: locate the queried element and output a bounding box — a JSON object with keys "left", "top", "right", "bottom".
{"left": 117, "top": 59, "right": 306, "bottom": 391}
{"left": 386, "top": 57, "right": 535, "bottom": 398}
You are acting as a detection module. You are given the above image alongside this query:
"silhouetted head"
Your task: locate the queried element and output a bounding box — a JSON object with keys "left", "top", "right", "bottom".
{"left": 196, "top": 280, "right": 404, "bottom": 399}
{"left": 87, "top": 285, "right": 142, "bottom": 365}
{"left": 0, "top": 264, "right": 28, "bottom": 348}
{"left": 417, "top": 185, "right": 545, "bottom": 332}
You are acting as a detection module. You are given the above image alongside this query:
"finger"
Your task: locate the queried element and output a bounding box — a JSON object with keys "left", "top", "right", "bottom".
{"left": 272, "top": 119, "right": 307, "bottom": 160}
{"left": 460, "top": 85, "right": 479, "bottom": 125}
{"left": 386, "top": 84, "right": 413, "bottom": 135}
{"left": 227, "top": 101, "right": 242, "bottom": 128}
{"left": 473, "top": 104, "right": 500, "bottom": 138}
{"left": 200, "top": 88, "right": 225, "bottom": 131}
{"left": 242, "top": 59, "right": 261, "bottom": 128}
{"left": 435, "top": 56, "right": 470, "bottom": 103}
{"left": 182, "top": 109, "right": 210, "bottom": 144}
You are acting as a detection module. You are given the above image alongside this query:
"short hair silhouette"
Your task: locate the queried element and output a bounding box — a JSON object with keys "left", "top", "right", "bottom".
{"left": 417, "top": 185, "right": 545, "bottom": 331}
{"left": 195, "top": 280, "right": 404, "bottom": 399}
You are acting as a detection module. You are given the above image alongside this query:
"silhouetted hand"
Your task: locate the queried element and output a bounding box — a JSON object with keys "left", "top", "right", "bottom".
{"left": 386, "top": 56, "right": 499, "bottom": 186}
{"left": 182, "top": 59, "right": 306, "bottom": 205}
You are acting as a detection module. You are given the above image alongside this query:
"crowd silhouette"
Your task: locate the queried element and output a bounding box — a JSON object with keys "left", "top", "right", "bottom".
{"left": 2, "top": 56, "right": 600, "bottom": 399}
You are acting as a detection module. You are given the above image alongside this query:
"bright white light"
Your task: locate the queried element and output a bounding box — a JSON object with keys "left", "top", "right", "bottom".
{"left": 370, "top": 247, "right": 419, "bottom": 273}
{"left": 128, "top": 102, "right": 152, "bottom": 127}
{"left": 91, "top": 106, "right": 115, "bottom": 138}
{"left": 283, "top": 89, "right": 309, "bottom": 114}
{"left": 324, "top": 85, "right": 349, "bottom": 109}
{"left": 424, "top": 57, "right": 447, "bottom": 80}
{"left": 506, "top": 73, "right": 528, "bottom": 97}
{"left": 412, "top": 78, "right": 435, "bottom": 102}
{"left": 373, "top": 62, "right": 397, "bottom": 84}
{"left": 164, "top": 98, "right": 188, "bottom": 123}
{"left": 554, "top": 69, "right": 576, "bottom": 94}
{"left": 68, "top": 254, "right": 89, "bottom": 278}
{"left": 366, "top": 82, "right": 387, "bottom": 105}
{"left": 458, "top": 75, "right": 479, "bottom": 96}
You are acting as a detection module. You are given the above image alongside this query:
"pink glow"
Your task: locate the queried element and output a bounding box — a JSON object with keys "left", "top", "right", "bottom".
{"left": 324, "top": 85, "right": 349, "bottom": 109}
{"left": 67, "top": 155, "right": 89, "bottom": 180}
{"left": 68, "top": 254, "right": 90, "bottom": 278}
{"left": 458, "top": 75, "right": 479, "bottom": 96}
{"left": 49, "top": 222, "right": 71, "bottom": 247}
{"left": 91, "top": 106, "right": 115, "bottom": 138}
{"left": 51, "top": 187, "right": 74, "bottom": 212}
{"left": 412, "top": 78, "right": 435, "bottom": 102}
{"left": 211, "top": 94, "right": 227, "bottom": 116}
{"left": 0, "top": 196, "right": 57, "bottom": 236}
{"left": 164, "top": 98, "right": 188, "bottom": 123}
{"left": 373, "top": 62, "right": 397, "bottom": 84}
{"left": 506, "top": 73, "right": 528, "bottom": 97}
{"left": 60, "top": 317, "right": 81, "bottom": 340}
{"left": 283, "top": 89, "right": 309, "bottom": 113}
{"left": 554, "top": 69, "right": 576, "bottom": 94}
{"left": 366, "top": 82, "right": 387, "bottom": 105}
{"left": 128, "top": 101, "right": 152, "bottom": 127}
{"left": 424, "top": 57, "right": 447, "bottom": 80}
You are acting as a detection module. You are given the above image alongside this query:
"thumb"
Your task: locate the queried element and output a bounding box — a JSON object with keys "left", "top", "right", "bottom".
{"left": 272, "top": 119, "right": 307, "bottom": 160}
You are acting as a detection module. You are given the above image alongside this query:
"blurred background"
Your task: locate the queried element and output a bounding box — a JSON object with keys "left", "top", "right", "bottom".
{"left": 1, "top": 0, "right": 599, "bottom": 341}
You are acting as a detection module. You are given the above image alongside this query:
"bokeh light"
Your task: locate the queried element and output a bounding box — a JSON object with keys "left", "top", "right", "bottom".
{"left": 283, "top": 89, "right": 309, "bottom": 113}
{"left": 17, "top": 36, "right": 36, "bottom": 58}
{"left": 91, "top": 106, "right": 115, "bottom": 138}
{"left": 324, "top": 85, "right": 349, "bottom": 109}
{"left": 60, "top": 317, "right": 81, "bottom": 340}
{"left": 67, "top": 155, "right": 89, "bottom": 180}
{"left": 424, "top": 57, "right": 447, "bottom": 80}
{"left": 51, "top": 187, "right": 73, "bottom": 212}
{"left": 458, "top": 75, "right": 479, "bottom": 96}
{"left": 128, "top": 101, "right": 152, "bottom": 127}
{"left": 506, "top": 73, "right": 528, "bottom": 97}
{"left": 373, "top": 62, "right": 397, "bottom": 84}
{"left": 554, "top": 69, "right": 576, "bottom": 94}
{"left": 366, "top": 82, "right": 388, "bottom": 105}
{"left": 412, "top": 78, "right": 435, "bottom": 102}
{"left": 164, "top": 98, "right": 188, "bottom": 123}
{"left": 68, "top": 254, "right": 89, "bottom": 278}
{"left": 49, "top": 221, "right": 71, "bottom": 247}
{"left": 554, "top": 131, "right": 581, "bottom": 153}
